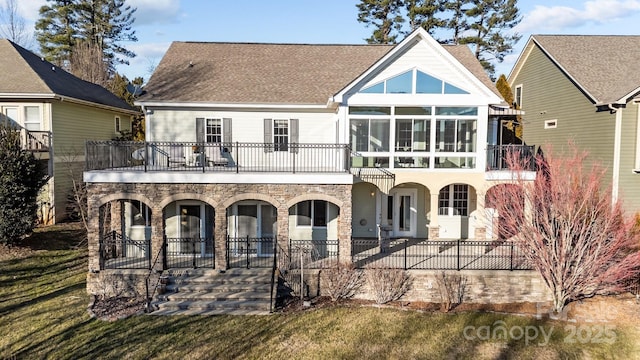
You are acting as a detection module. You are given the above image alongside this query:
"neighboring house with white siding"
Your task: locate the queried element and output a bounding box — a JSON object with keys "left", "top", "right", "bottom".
{"left": 83, "top": 28, "right": 536, "bottom": 303}
{"left": 508, "top": 35, "right": 640, "bottom": 214}
{"left": 0, "top": 39, "right": 139, "bottom": 224}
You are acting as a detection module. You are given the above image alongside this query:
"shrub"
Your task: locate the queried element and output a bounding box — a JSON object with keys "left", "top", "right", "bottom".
{"left": 365, "top": 267, "right": 412, "bottom": 304}
{"left": 434, "top": 271, "right": 467, "bottom": 312}
{"left": 0, "top": 123, "right": 48, "bottom": 245}
{"left": 320, "top": 262, "right": 363, "bottom": 302}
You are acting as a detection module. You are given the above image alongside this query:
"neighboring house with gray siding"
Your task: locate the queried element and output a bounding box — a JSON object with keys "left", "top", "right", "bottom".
{"left": 508, "top": 35, "right": 640, "bottom": 214}
{"left": 0, "top": 39, "right": 139, "bottom": 224}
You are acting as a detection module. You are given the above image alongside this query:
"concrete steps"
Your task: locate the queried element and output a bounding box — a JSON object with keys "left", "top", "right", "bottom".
{"left": 149, "top": 268, "right": 274, "bottom": 315}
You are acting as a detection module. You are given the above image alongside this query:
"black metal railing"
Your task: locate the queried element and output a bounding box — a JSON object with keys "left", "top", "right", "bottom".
{"left": 226, "top": 236, "right": 276, "bottom": 268}
{"left": 164, "top": 237, "right": 215, "bottom": 268}
{"left": 486, "top": 144, "right": 535, "bottom": 171}
{"left": 85, "top": 141, "right": 351, "bottom": 173}
{"left": 289, "top": 239, "right": 340, "bottom": 269}
{"left": 352, "top": 239, "right": 532, "bottom": 270}
{"left": 144, "top": 243, "right": 165, "bottom": 312}
{"left": 99, "top": 231, "right": 151, "bottom": 269}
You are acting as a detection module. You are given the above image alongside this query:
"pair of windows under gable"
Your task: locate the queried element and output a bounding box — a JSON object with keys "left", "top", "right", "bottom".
{"left": 360, "top": 69, "right": 469, "bottom": 95}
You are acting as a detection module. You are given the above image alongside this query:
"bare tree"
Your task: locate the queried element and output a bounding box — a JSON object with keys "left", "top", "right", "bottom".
{"left": 488, "top": 144, "right": 640, "bottom": 313}
{"left": 0, "top": 0, "right": 33, "bottom": 48}
{"left": 69, "top": 39, "right": 109, "bottom": 87}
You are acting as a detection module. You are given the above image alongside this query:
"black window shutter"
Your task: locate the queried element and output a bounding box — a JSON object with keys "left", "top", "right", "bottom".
{"left": 290, "top": 118, "right": 299, "bottom": 153}
{"left": 196, "top": 117, "right": 205, "bottom": 143}
{"left": 264, "top": 118, "right": 273, "bottom": 153}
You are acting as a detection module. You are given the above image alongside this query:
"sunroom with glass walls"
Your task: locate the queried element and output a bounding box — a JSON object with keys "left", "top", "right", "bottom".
{"left": 349, "top": 106, "right": 478, "bottom": 170}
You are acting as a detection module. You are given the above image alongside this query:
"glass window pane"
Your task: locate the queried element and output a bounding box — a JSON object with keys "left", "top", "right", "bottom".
{"left": 370, "top": 119, "right": 389, "bottom": 152}
{"left": 24, "top": 106, "right": 41, "bottom": 130}
{"left": 434, "top": 157, "right": 476, "bottom": 169}
{"left": 350, "top": 119, "right": 369, "bottom": 152}
{"left": 360, "top": 82, "right": 384, "bottom": 93}
{"left": 349, "top": 107, "right": 391, "bottom": 115}
{"left": 297, "top": 201, "right": 311, "bottom": 226}
{"left": 395, "top": 119, "right": 412, "bottom": 151}
{"left": 438, "top": 186, "right": 450, "bottom": 215}
{"left": 416, "top": 71, "right": 443, "bottom": 93}
{"left": 273, "top": 119, "right": 288, "bottom": 151}
{"left": 386, "top": 70, "right": 413, "bottom": 94}
{"left": 394, "top": 156, "right": 429, "bottom": 168}
{"left": 313, "top": 201, "right": 327, "bottom": 227}
{"left": 395, "top": 106, "right": 432, "bottom": 115}
{"left": 206, "top": 118, "right": 221, "bottom": 143}
{"left": 444, "top": 83, "right": 469, "bottom": 94}
{"left": 435, "top": 107, "right": 478, "bottom": 116}
{"left": 436, "top": 119, "right": 455, "bottom": 152}
{"left": 413, "top": 119, "right": 429, "bottom": 151}
{"left": 457, "top": 120, "right": 476, "bottom": 152}
{"left": 351, "top": 156, "right": 389, "bottom": 168}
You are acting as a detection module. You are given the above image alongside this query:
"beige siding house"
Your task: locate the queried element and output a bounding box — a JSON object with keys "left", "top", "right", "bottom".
{"left": 0, "top": 39, "right": 139, "bottom": 224}
{"left": 509, "top": 35, "right": 640, "bottom": 214}
{"left": 83, "top": 29, "right": 540, "bottom": 310}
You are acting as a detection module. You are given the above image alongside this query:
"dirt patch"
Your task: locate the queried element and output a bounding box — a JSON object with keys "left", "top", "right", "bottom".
{"left": 0, "top": 222, "right": 86, "bottom": 261}
{"left": 89, "top": 296, "right": 148, "bottom": 321}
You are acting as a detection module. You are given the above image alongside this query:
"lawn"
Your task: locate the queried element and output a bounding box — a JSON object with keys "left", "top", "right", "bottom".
{"left": 0, "top": 224, "right": 638, "bottom": 359}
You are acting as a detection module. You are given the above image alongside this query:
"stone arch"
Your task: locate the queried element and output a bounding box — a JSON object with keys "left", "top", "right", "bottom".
{"left": 95, "top": 192, "right": 153, "bottom": 209}
{"left": 222, "top": 193, "right": 281, "bottom": 209}
{"left": 286, "top": 193, "right": 344, "bottom": 209}
{"left": 159, "top": 193, "right": 218, "bottom": 209}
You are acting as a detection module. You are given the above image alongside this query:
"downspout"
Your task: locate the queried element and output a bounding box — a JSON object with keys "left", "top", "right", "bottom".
{"left": 609, "top": 103, "right": 622, "bottom": 204}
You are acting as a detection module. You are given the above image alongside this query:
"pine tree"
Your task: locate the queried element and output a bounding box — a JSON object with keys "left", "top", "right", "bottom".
{"left": 405, "top": 0, "right": 444, "bottom": 34}
{"left": 495, "top": 74, "right": 513, "bottom": 106}
{"left": 461, "top": 0, "right": 521, "bottom": 77}
{"left": 35, "top": 0, "right": 137, "bottom": 70}
{"left": 441, "top": 0, "right": 473, "bottom": 44}
{"left": 357, "top": 0, "right": 406, "bottom": 44}
{"left": 35, "top": 0, "right": 77, "bottom": 66}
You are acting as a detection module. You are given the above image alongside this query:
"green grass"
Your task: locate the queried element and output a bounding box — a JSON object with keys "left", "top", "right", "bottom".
{"left": 0, "top": 224, "right": 638, "bottom": 359}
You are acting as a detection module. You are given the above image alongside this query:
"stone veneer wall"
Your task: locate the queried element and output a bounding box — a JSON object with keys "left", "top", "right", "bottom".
{"left": 298, "top": 269, "right": 552, "bottom": 304}
{"left": 86, "top": 182, "right": 353, "bottom": 294}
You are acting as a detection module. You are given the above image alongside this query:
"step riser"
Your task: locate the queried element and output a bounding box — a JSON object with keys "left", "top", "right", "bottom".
{"left": 152, "top": 270, "right": 273, "bottom": 315}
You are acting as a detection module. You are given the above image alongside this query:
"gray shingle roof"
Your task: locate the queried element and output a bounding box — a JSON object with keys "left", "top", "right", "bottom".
{"left": 139, "top": 41, "right": 498, "bottom": 105}
{"left": 0, "top": 39, "right": 137, "bottom": 113}
{"left": 532, "top": 35, "right": 640, "bottom": 105}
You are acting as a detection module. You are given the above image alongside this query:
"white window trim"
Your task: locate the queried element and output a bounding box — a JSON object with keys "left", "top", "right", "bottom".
{"left": 438, "top": 184, "right": 469, "bottom": 217}
{"left": 514, "top": 84, "right": 523, "bottom": 108}
{"left": 205, "top": 117, "right": 222, "bottom": 143}
{"left": 544, "top": 119, "right": 558, "bottom": 129}
{"left": 635, "top": 103, "right": 640, "bottom": 172}
{"left": 115, "top": 116, "right": 121, "bottom": 133}
{"left": 273, "top": 119, "right": 289, "bottom": 151}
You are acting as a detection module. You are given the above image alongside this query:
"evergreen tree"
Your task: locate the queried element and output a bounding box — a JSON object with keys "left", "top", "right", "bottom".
{"left": 461, "top": 0, "right": 521, "bottom": 77}
{"left": 405, "top": 0, "right": 444, "bottom": 34}
{"left": 495, "top": 74, "right": 513, "bottom": 106}
{"left": 35, "top": 0, "right": 77, "bottom": 66}
{"left": 441, "top": 0, "right": 473, "bottom": 44}
{"left": 35, "top": 0, "right": 137, "bottom": 70}
{"left": 357, "top": 0, "right": 406, "bottom": 44}
{"left": 0, "top": 123, "right": 49, "bottom": 245}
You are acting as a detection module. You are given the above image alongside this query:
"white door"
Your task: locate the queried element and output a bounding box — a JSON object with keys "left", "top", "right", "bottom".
{"left": 386, "top": 189, "right": 417, "bottom": 238}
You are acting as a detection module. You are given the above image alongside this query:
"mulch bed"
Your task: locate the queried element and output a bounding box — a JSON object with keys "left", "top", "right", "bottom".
{"left": 89, "top": 296, "right": 148, "bottom": 321}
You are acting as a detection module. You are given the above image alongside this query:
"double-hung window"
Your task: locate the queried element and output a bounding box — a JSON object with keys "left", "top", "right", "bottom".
{"left": 206, "top": 118, "right": 222, "bottom": 143}
{"left": 24, "top": 106, "right": 41, "bottom": 131}
{"left": 273, "top": 119, "right": 289, "bottom": 151}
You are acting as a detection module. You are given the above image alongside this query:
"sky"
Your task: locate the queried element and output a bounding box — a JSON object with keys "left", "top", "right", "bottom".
{"left": 6, "top": 0, "right": 640, "bottom": 82}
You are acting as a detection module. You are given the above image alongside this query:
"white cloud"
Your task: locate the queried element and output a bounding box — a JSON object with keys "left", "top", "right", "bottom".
{"left": 127, "top": 0, "right": 182, "bottom": 26}
{"left": 516, "top": 0, "right": 640, "bottom": 32}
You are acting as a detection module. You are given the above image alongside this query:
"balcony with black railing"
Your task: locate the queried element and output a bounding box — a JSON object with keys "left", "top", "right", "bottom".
{"left": 486, "top": 144, "right": 536, "bottom": 171}
{"left": 85, "top": 141, "right": 351, "bottom": 173}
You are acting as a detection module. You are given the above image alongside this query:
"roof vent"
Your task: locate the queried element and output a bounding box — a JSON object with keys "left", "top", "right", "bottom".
{"left": 51, "top": 66, "right": 55, "bottom": 71}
